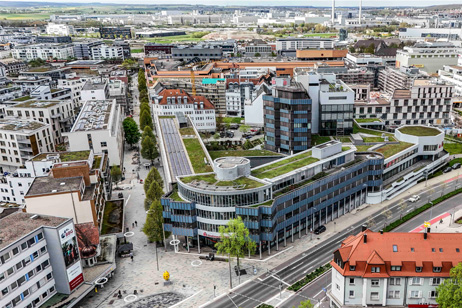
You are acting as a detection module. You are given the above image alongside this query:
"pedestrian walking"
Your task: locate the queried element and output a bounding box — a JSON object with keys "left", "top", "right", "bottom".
{"left": 135, "top": 221, "right": 138, "bottom": 227}
{"left": 132, "top": 223, "right": 135, "bottom": 228}
{"left": 130, "top": 252, "right": 133, "bottom": 261}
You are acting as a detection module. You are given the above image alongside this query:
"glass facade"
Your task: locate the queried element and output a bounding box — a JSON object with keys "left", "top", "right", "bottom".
{"left": 320, "top": 104, "right": 354, "bottom": 136}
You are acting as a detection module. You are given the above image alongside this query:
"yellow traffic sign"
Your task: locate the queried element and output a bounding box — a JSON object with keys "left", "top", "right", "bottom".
{"left": 163, "top": 271, "right": 170, "bottom": 281}
{"left": 424, "top": 222, "right": 431, "bottom": 228}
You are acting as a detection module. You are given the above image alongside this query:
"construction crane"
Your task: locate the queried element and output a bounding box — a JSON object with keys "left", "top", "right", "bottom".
{"left": 190, "top": 69, "right": 196, "bottom": 96}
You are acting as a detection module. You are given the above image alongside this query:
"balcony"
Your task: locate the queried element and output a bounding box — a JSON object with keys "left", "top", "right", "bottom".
{"left": 17, "top": 138, "right": 31, "bottom": 145}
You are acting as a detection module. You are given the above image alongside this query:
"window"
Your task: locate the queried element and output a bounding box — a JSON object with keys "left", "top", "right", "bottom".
{"left": 411, "top": 277, "right": 422, "bottom": 285}
{"left": 433, "top": 267, "right": 442, "bottom": 273}
{"left": 393, "top": 245, "right": 398, "bottom": 252}
{"left": 37, "top": 233, "right": 43, "bottom": 241}
{"left": 46, "top": 273, "right": 53, "bottom": 281}
{"left": 391, "top": 266, "right": 401, "bottom": 271}
{"left": 439, "top": 248, "right": 443, "bottom": 252}
{"left": 370, "top": 292, "right": 379, "bottom": 300}
{"left": 349, "top": 266, "right": 356, "bottom": 271}
{"left": 371, "top": 279, "right": 380, "bottom": 287}
{"left": 349, "top": 278, "right": 355, "bottom": 285}
{"left": 411, "top": 248, "right": 415, "bottom": 252}
{"left": 349, "top": 290, "right": 355, "bottom": 298}
{"left": 336, "top": 284, "right": 340, "bottom": 290}
{"left": 371, "top": 267, "right": 380, "bottom": 273}
{"left": 416, "top": 267, "right": 423, "bottom": 272}
{"left": 410, "top": 290, "right": 421, "bottom": 298}
{"left": 12, "top": 247, "right": 19, "bottom": 256}
{"left": 457, "top": 248, "right": 460, "bottom": 252}
{"left": 429, "top": 291, "right": 438, "bottom": 298}
{"left": 431, "top": 278, "right": 442, "bottom": 285}
{"left": 1, "top": 252, "right": 11, "bottom": 264}
{"left": 390, "top": 278, "right": 401, "bottom": 285}
{"left": 388, "top": 290, "right": 400, "bottom": 299}
{"left": 100, "top": 142, "right": 107, "bottom": 147}
{"left": 432, "top": 248, "right": 435, "bottom": 252}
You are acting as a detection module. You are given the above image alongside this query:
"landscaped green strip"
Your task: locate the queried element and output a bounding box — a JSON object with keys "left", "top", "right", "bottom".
{"left": 252, "top": 151, "right": 312, "bottom": 174}
{"left": 311, "top": 135, "right": 331, "bottom": 145}
{"left": 250, "top": 199, "right": 274, "bottom": 207}
{"left": 179, "top": 127, "right": 196, "bottom": 136}
{"left": 209, "top": 150, "right": 281, "bottom": 160}
{"left": 374, "top": 142, "right": 413, "bottom": 158}
{"left": 288, "top": 263, "right": 332, "bottom": 292}
{"left": 181, "top": 173, "right": 216, "bottom": 185}
{"left": 215, "top": 177, "right": 264, "bottom": 189}
{"left": 252, "top": 156, "right": 319, "bottom": 179}
{"left": 222, "top": 117, "right": 243, "bottom": 124}
{"left": 182, "top": 138, "right": 213, "bottom": 174}
{"left": 398, "top": 126, "right": 440, "bottom": 137}
{"left": 338, "top": 137, "right": 351, "bottom": 143}
{"left": 355, "top": 118, "right": 382, "bottom": 123}
{"left": 355, "top": 145, "right": 373, "bottom": 152}
{"left": 444, "top": 143, "right": 462, "bottom": 155}
{"left": 363, "top": 137, "right": 385, "bottom": 143}
{"left": 384, "top": 187, "right": 462, "bottom": 232}
{"left": 130, "top": 48, "right": 143, "bottom": 53}
{"left": 353, "top": 123, "right": 394, "bottom": 139}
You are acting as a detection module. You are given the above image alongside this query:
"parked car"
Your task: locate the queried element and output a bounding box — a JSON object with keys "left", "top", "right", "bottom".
{"left": 444, "top": 167, "right": 453, "bottom": 173}
{"left": 452, "top": 163, "right": 461, "bottom": 170}
{"left": 229, "top": 124, "right": 239, "bottom": 130}
{"left": 118, "top": 192, "right": 124, "bottom": 199}
{"left": 314, "top": 225, "right": 326, "bottom": 235}
{"left": 226, "top": 131, "right": 234, "bottom": 138}
{"left": 408, "top": 195, "right": 420, "bottom": 203}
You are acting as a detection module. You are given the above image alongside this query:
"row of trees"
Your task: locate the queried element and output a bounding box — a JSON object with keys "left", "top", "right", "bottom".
{"left": 142, "top": 168, "right": 166, "bottom": 246}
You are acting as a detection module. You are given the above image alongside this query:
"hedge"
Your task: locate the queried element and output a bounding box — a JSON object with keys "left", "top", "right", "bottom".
{"left": 287, "top": 263, "right": 332, "bottom": 292}
{"left": 383, "top": 187, "right": 462, "bottom": 232}
{"left": 256, "top": 304, "right": 274, "bottom": 308}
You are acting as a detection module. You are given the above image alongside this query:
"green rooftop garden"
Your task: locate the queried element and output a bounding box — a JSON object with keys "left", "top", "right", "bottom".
{"left": 168, "top": 185, "right": 184, "bottom": 202}
{"left": 363, "top": 137, "right": 385, "bottom": 143}
{"left": 14, "top": 100, "right": 59, "bottom": 108}
{"left": 27, "top": 67, "right": 54, "bottom": 72}
{"left": 251, "top": 151, "right": 319, "bottom": 179}
{"left": 374, "top": 142, "right": 414, "bottom": 158}
{"left": 355, "top": 145, "right": 373, "bottom": 152}
{"left": 353, "top": 123, "right": 395, "bottom": 139}
{"left": 60, "top": 150, "right": 91, "bottom": 162}
{"left": 158, "top": 115, "right": 175, "bottom": 119}
{"left": 355, "top": 118, "right": 383, "bottom": 123}
{"left": 398, "top": 126, "right": 441, "bottom": 137}
{"left": 92, "top": 155, "right": 102, "bottom": 169}
{"left": 13, "top": 96, "right": 31, "bottom": 101}
{"left": 182, "top": 138, "right": 213, "bottom": 173}
{"left": 209, "top": 150, "right": 281, "bottom": 160}
{"left": 311, "top": 135, "right": 331, "bottom": 146}
{"left": 180, "top": 173, "right": 264, "bottom": 189}
{"left": 179, "top": 127, "right": 196, "bottom": 136}
{"left": 250, "top": 199, "right": 274, "bottom": 207}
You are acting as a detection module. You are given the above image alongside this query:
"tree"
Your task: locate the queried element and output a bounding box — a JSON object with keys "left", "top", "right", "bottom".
{"left": 141, "top": 135, "right": 158, "bottom": 163}
{"left": 142, "top": 125, "right": 155, "bottom": 141}
{"left": 213, "top": 133, "right": 220, "bottom": 140}
{"left": 215, "top": 217, "right": 257, "bottom": 288}
{"left": 143, "top": 200, "right": 164, "bottom": 243}
{"left": 437, "top": 262, "right": 462, "bottom": 308}
{"left": 111, "top": 165, "right": 122, "bottom": 187}
{"left": 122, "top": 117, "right": 141, "bottom": 148}
{"left": 239, "top": 125, "right": 250, "bottom": 134}
{"left": 140, "top": 109, "right": 153, "bottom": 131}
{"left": 295, "top": 300, "right": 314, "bottom": 308}
{"left": 349, "top": 46, "right": 355, "bottom": 53}
{"left": 365, "top": 43, "right": 376, "bottom": 54}
{"left": 254, "top": 52, "right": 261, "bottom": 57}
{"left": 145, "top": 181, "right": 163, "bottom": 210}
{"left": 144, "top": 167, "right": 163, "bottom": 194}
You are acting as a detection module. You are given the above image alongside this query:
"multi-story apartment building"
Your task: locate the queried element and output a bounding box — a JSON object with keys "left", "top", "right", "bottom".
{"left": 396, "top": 42, "right": 462, "bottom": 74}
{"left": 91, "top": 44, "right": 124, "bottom": 60}
{"left": 0, "top": 86, "right": 23, "bottom": 104}
{"left": 438, "top": 56, "right": 462, "bottom": 97}
{"left": 65, "top": 99, "right": 124, "bottom": 167}
{"left": 11, "top": 77, "right": 52, "bottom": 92}
{"left": 0, "top": 58, "right": 27, "bottom": 77}
{"left": 354, "top": 79, "right": 454, "bottom": 128}
{"left": 99, "top": 27, "right": 132, "bottom": 39}
{"left": 80, "top": 79, "right": 109, "bottom": 102}
{"left": 0, "top": 212, "right": 84, "bottom": 308}
{"left": 226, "top": 82, "right": 257, "bottom": 117}
{"left": 46, "top": 23, "right": 75, "bottom": 36}
{"left": 11, "top": 44, "right": 75, "bottom": 61}
{"left": 0, "top": 119, "right": 54, "bottom": 173}
{"left": 399, "top": 27, "right": 462, "bottom": 40}
{"left": 5, "top": 98, "right": 76, "bottom": 145}
{"left": 329, "top": 230, "right": 462, "bottom": 308}
{"left": 151, "top": 88, "right": 216, "bottom": 131}
{"left": 378, "top": 66, "right": 425, "bottom": 95}
{"left": 25, "top": 152, "right": 108, "bottom": 226}
{"left": 35, "top": 36, "right": 72, "bottom": 44}
{"left": 20, "top": 66, "right": 71, "bottom": 82}
{"left": 144, "top": 43, "right": 174, "bottom": 56}
{"left": 73, "top": 41, "right": 103, "bottom": 60}
{"left": 276, "top": 38, "right": 335, "bottom": 55}
{"left": 112, "top": 40, "right": 131, "bottom": 59}
{"left": 171, "top": 46, "right": 223, "bottom": 61}
{"left": 263, "top": 80, "right": 312, "bottom": 154}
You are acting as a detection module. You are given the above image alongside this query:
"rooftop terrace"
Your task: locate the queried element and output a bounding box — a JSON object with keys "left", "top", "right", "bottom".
{"left": 26, "top": 176, "right": 83, "bottom": 197}
{"left": 0, "top": 120, "right": 46, "bottom": 132}
{"left": 180, "top": 173, "right": 265, "bottom": 190}
{"left": 72, "top": 100, "right": 114, "bottom": 131}
{"left": 32, "top": 151, "right": 91, "bottom": 162}
{"left": 374, "top": 142, "right": 414, "bottom": 158}
{"left": 398, "top": 126, "right": 441, "bottom": 137}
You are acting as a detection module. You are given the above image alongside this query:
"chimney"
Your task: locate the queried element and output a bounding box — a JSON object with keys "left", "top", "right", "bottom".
{"left": 363, "top": 233, "right": 367, "bottom": 243}
{"left": 380, "top": 230, "right": 383, "bottom": 235}
{"left": 424, "top": 232, "right": 428, "bottom": 240}
{"left": 361, "top": 224, "right": 367, "bottom": 232}
{"left": 427, "top": 227, "right": 431, "bottom": 233}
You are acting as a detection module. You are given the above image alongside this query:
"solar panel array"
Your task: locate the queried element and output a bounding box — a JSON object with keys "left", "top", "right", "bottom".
{"left": 160, "top": 118, "right": 193, "bottom": 178}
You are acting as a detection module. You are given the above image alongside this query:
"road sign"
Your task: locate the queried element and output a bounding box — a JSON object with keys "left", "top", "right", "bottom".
{"left": 322, "top": 287, "right": 327, "bottom": 292}
{"left": 424, "top": 222, "right": 431, "bottom": 228}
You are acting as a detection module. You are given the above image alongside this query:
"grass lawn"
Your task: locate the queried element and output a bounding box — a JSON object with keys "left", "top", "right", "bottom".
{"left": 209, "top": 150, "right": 281, "bottom": 160}
{"left": 338, "top": 137, "right": 351, "bottom": 143}
{"left": 1, "top": 13, "right": 50, "bottom": 20}
{"left": 130, "top": 48, "right": 143, "bottom": 53}
{"left": 398, "top": 126, "right": 441, "bottom": 136}
{"left": 449, "top": 158, "right": 462, "bottom": 167}
{"left": 355, "top": 145, "right": 372, "bottom": 152}
{"left": 353, "top": 123, "right": 395, "bottom": 139}
{"left": 222, "top": 117, "right": 243, "bottom": 124}
{"left": 13, "top": 96, "right": 32, "bottom": 101}
{"left": 145, "top": 35, "right": 204, "bottom": 44}
{"left": 182, "top": 138, "right": 213, "bottom": 173}
{"left": 374, "top": 142, "right": 414, "bottom": 158}
{"left": 179, "top": 127, "right": 195, "bottom": 136}
{"left": 444, "top": 143, "right": 462, "bottom": 155}
{"left": 363, "top": 137, "right": 385, "bottom": 143}
{"left": 215, "top": 177, "right": 264, "bottom": 189}
{"left": 311, "top": 135, "right": 331, "bottom": 145}
{"left": 252, "top": 154, "right": 319, "bottom": 179}
{"left": 181, "top": 173, "right": 216, "bottom": 184}
{"left": 355, "top": 118, "right": 382, "bottom": 123}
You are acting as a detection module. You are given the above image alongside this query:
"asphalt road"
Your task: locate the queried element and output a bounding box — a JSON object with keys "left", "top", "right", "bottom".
{"left": 204, "top": 176, "right": 462, "bottom": 308}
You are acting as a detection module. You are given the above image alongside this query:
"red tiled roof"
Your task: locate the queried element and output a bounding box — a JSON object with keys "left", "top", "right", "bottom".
{"left": 332, "top": 231, "right": 462, "bottom": 278}
{"left": 156, "top": 88, "right": 215, "bottom": 110}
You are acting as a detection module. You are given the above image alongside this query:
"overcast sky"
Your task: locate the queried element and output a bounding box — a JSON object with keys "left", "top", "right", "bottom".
{"left": 11, "top": 0, "right": 462, "bottom": 7}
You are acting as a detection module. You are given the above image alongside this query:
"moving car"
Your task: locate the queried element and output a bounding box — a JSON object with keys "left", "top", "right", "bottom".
{"left": 408, "top": 195, "right": 420, "bottom": 203}
{"left": 314, "top": 225, "right": 326, "bottom": 235}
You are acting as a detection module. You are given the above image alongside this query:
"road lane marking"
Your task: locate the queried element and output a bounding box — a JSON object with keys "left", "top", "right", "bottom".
{"left": 410, "top": 212, "right": 450, "bottom": 233}
{"left": 271, "top": 275, "right": 291, "bottom": 286}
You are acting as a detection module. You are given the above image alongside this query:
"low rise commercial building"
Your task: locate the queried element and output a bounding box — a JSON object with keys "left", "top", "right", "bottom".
{"left": 438, "top": 59, "right": 462, "bottom": 97}
{"left": 46, "top": 23, "right": 75, "bottom": 36}
{"left": 99, "top": 27, "right": 132, "bottom": 39}
{"left": 296, "top": 49, "right": 348, "bottom": 61}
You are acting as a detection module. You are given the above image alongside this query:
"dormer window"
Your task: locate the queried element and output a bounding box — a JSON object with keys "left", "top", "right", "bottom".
{"left": 393, "top": 245, "right": 398, "bottom": 252}
{"left": 336, "top": 259, "right": 342, "bottom": 267}
{"left": 433, "top": 267, "right": 442, "bottom": 273}
{"left": 349, "top": 266, "right": 356, "bottom": 271}
{"left": 416, "top": 266, "right": 423, "bottom": 272}
{"left": 391, "top": 266, "right": 402, "bottom": 271}
{"left": 371, "top": 267, "right": 380, "bottom": 273}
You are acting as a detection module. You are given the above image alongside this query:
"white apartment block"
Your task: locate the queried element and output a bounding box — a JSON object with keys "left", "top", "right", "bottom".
{"left": 396, "top": 42, "right": 462, "bottom": 74}
{"left": 355, "top": 79, "right": 454, "bottom": 128}
{"left": 438, "top": 56, "right": 462, "bottom": 97}
{"left": 5, "top": 99, "right": 76, "bottom": 145}
{"left": 226, "top": 83, "right": 257, "bottom": 117}
{"left": 151, "top": 88, "right": 216, "bottom": 132}
{"left": 329, "top": 230, "right": 459, "bottom": 308}
{"left": 64, "top": 100, "right": 124, "bottom": 166}
{"left": 12, "top": 77, "right": 52, "bottom": 93}
{"left": 0, "top": 212, "right": 84, "bottom": 308}
{"left": 46, "top": 23, "right": 75, "bottom": 36}
{"left": 276, "top": 38, "right": 334, "bottom": 53}
{"left": 11, "top": 44, "right": 75, "bottom": 61}
{"left": 0, "top": 120, "right": 54, "bottom": 173}
{"left": 91, "top": 45, "right": 124, "bottom": 60}
{"left": 0, "top": 86, "right": 23, "bottom": 104}
{"left": 80, "top": 79, "right": 109, "bottom": 102}
{"left": 399, "top": 27, "right": 462, "bottom": 40}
